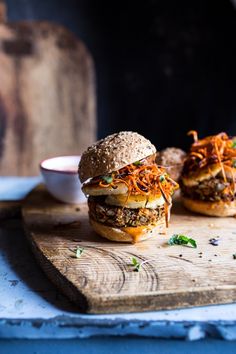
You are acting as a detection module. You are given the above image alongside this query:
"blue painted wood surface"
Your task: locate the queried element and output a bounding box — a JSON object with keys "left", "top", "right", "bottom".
{"left": 0, "top": 178, "right": 236, "bottom": 341}
{"left": 1, "top": 339, "right": 236, "bottom": 354}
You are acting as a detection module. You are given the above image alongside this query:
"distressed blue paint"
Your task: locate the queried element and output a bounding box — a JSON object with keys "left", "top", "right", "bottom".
{"left": 0, "top": 178, "right": 236, "bottom": 340}
{"left": 0, "top": 177, "right": 42, "bottom": 200}
{"left": 1, "top": 339, "right": 236, "bottom": 354}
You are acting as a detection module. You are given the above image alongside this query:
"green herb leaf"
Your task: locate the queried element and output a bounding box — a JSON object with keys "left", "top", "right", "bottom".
{"left": 188, "top": 238, "right": 197, "bottom": 248}
{"left": 232, "top": 140, "right": 236, "bottom": 149}
{"left": 168, "top": 234, "right": 197, "bottom": 248}
{"left": 131, "top": 257, "right": 141, "bottom": 272}
{"left": 75, "top": 247, "right": 84, "bottom": 258}
{"left": 233, "top": 160, "right": 236, "bottom": 168}
{"left": 101, "top": 175, "right": 113, "bottom": 184}
{"left": 133, "top": 161, "right": 142, "bottom": 166}
{"left": 159, "top": 175, "right": 165, "bottom": 183}
{"left": 233, "top": 254, "right": 236, "bottom": 260}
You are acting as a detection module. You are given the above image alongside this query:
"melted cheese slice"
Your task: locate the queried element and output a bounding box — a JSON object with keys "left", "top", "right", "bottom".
{"left": 122, "top": 225, "right": 152, "bottom": 243}
{"left": 122, "top": 220, "right": 166, "bottom": 242}
{"left": 82, "top": 182, "right": 128, "bottom": 196}
{"left": 105, "top": 193, "right": 165, "bottom": 209}
{"left": 182, "top": 163, "right": 222, "bottom": 187}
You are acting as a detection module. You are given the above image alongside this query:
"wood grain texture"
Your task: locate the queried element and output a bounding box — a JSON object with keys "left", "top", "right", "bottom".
{"left": 0, "top": 21, "right": 96, "bottom": 175}
{"left": 22, "top": 185, "right": 236, "bottom": 313}
{"left": 0, "top": 0, "right": 6, "bottom": 24}
{"left": 0, "top": 201, "right": 21, "bottom": 219}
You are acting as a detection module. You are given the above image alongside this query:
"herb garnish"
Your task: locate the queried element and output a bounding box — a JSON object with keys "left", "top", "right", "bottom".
{"left": 75, "top": 247, "right": 84, "bottom": 258}
{"left": 130, "top": 257, "right": 159, "bottom": 272}
{"left": 232, "top": 140, "right": 236, "bottom": 149}
{"left": 101, "top": 175, "right": 113, "bottom": 184}
{"left": 131, "top": 257, "right": 141, "bottom": 272}
{"left": 70, "top": 246, "right": 84, "bottom": 258}
{"left": 159, "top": 175, "right": 165, "bottom": 183}
{"left": 133, "top": 161, "right": 142, "bottom": 166}
{"left": 168, "top": 234, "right": 197, "bottom": 248}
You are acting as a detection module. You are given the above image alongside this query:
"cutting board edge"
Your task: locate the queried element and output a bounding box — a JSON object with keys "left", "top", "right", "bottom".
{"left": 0, "top": 201, "right": 21, "bottom": 219}
{"left": 24, "top": 225, "right": 90, "bottom": 313}
{"left": 87, "top": 289, "right": 236, "bottom": 314}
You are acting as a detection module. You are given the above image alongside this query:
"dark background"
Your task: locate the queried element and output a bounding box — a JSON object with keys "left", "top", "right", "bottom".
{"left": 6, "top": 0, "right": 236, "bottom": 150}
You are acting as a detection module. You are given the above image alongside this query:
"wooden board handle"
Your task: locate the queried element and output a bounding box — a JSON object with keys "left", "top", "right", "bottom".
{"left": 0, "top": 0, "right": 6, "bottom": 23}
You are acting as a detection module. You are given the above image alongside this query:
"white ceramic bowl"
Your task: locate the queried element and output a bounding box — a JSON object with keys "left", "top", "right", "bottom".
{"left": 40, "top": 156, "right": 86, "bottom": 204}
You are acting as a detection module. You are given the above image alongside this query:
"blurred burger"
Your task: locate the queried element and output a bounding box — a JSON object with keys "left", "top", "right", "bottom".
{"left": 157, "top": 147, "right": 186, "bottom": 182}
{"left": 79, "top": 131, "right": 179, "bottom": 243}
{"left": 180, "top": 131, "right": 236, "bottom": 216}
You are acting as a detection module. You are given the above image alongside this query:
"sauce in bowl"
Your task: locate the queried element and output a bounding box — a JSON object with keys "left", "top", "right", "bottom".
{"left": 40, "top": 156, "right": 86, "bottom": 203}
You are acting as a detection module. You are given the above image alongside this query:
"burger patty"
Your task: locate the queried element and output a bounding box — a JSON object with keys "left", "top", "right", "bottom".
{"left": 88, "top": 197, "right": 165, "bottom": 227}
{"left": 181, "top": 177, "right": 236, "bottom": 202}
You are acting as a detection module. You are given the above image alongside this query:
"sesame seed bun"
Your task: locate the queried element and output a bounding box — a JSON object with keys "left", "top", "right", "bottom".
{"left": 182, "top": 196, "right": 236, "bottom": 217}
{"left": 78, "top": 131, "right": 156, "bottom": 183}
{"left": 90, "top": 218, "right": 166, "bottom": 243}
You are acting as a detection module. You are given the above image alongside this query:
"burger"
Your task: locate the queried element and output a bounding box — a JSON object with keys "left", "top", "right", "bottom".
{"left": 157, "top": 147, "right": 186, "bottom": 182}
{"left": 180, "top": 131, "right": 236, "bottom": 217}
{"left": 78, "top": 131, "right": 179, "bottom": 243}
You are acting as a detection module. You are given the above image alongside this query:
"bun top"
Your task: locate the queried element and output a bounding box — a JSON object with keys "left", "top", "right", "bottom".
{"left": 78, "top": 131, "right": 156, "bottom": 183}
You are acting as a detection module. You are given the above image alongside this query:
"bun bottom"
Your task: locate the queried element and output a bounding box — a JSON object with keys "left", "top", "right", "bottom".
{"left": 182, "top": 196, "right": 236, "bottom": 217}
{"left": 90, "top": 218, "right": 166, "bottom": 243}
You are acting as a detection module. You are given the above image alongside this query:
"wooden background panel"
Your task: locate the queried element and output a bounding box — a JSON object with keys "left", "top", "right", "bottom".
{"left": 0, "top": 20, "right": 96, "bottom": 175}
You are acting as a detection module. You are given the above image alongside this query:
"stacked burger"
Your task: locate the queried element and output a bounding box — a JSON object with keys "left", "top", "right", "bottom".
{"left": 181, "top": 131, "right": 236, "bottom": 216}
{"left": 79, "top": 131, "right": 179, "bottom": 243}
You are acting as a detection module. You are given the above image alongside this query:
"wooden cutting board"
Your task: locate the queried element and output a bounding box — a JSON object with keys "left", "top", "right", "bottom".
{"left": 22, "top": 185, "right": 236, "bottom": 314}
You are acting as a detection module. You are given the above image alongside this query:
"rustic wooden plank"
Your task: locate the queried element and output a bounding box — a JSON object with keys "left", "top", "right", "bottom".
{"left": 22, "top": 185, "right": 236, "bottom": 313}
{"left": 0, "top": 21, "right": 96, "bottom": 175}
{"left": 0, "top": 201, "right": 21, "bottom": 219}
{"left": 0, "top": 0, "right": 6, "bottom": 24}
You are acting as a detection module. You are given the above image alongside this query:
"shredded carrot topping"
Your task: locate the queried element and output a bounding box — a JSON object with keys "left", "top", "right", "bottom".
{"left": 91, "top": 155, "right": 179, "bottom": 208}
{"left": 183, "top": 131, "right": 236, "bottom": 195}
{"left": 90, "top": 157, "right": 179, "bottom": 228}
{"left": 187, "top": 130, "right": 198, "bottom": 143}
{"left": 184, "top": 131, "right": 236, "bottom": 171}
